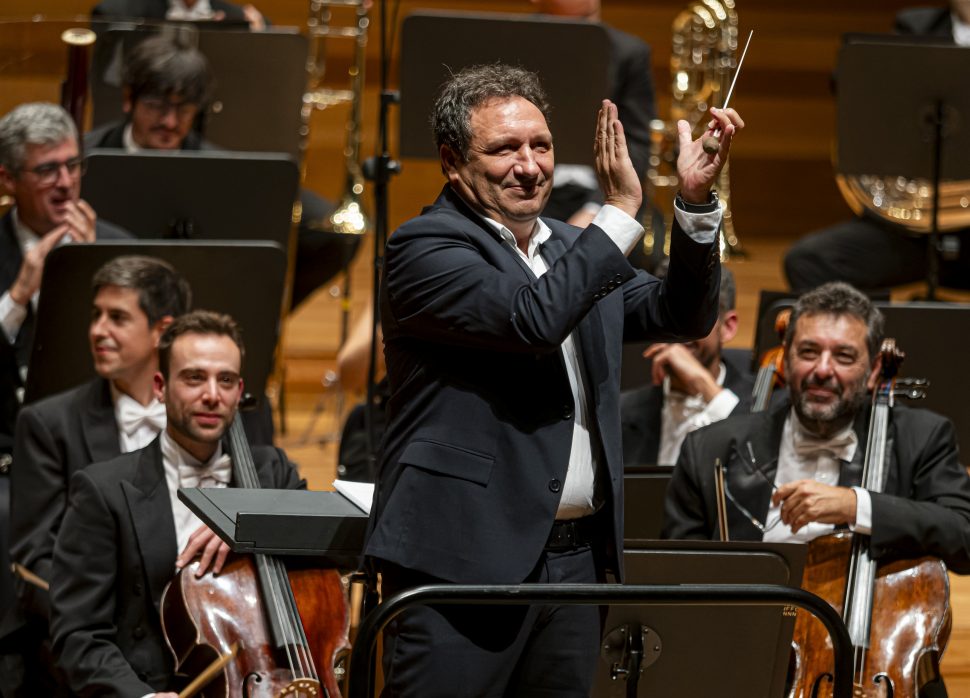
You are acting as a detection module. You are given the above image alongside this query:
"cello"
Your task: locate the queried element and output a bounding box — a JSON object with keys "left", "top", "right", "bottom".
{"left": 751, "top": 308, "right": 790, "bottom": 413}
{"left": 160, "top": 415, "right": 351, "bottom": 697}
{"left": 788, "top": 339, "right": 946, "bottom": 698}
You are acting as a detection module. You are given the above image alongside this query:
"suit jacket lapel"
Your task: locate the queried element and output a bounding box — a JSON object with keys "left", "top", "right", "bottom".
{"left": 724, "top": 407, "right": 788, "bottom": 541}
{"left": 122, "top": 441, "right": 178, "bottom": 608}
{"left": 80, "top": 379, "right": 123, "bottom": 463}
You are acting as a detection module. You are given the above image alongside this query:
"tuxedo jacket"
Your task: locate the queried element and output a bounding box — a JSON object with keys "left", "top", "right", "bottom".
{"left": 49, "top": 438, "right": 303, "bottom": 697}
{"left": 366, "top": 185, "right": 720, "bottom": 584}
{"left": 0, "top": 212, "right": 129, "bottom": 454}
{"left": 619, "top": 347, "right": 756, "bottom": 466}
{"left": 895, "top": 7, "right": 954, "bottom": 38}
{"left": 662, "top": 398, "right": 970, "bottom": 573}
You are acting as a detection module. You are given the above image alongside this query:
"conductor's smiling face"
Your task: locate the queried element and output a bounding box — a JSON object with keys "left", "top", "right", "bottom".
{"left": 441, "top": 96, "right": 554, "bottom": 233}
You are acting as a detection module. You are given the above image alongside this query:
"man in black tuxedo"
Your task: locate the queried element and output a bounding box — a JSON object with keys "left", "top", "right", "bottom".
{"left": 0, "top": 256, "right": 189, "bottom": 695}
{"left": 366, "top": 63, "right": 743, "bottom": 696}
{"left": 663, "top": 282, "right": 970, "bottom": 576}
{"left": 92, "top": 0, "right": 267, "bottom": 30}
{"left": 620, "top": 267, "right": 757, "bottom": 466}
{"left": 783, "top": 1, "right": 970, "bottom": 293}
{"left": 85, "top": 32, "right": 353, "bottom": 310}
{"left": 49, "top": 310, "right": 303, "bottom": 697}
{"left": 528, "top": 0, "right": 655, "bottom": 229}
{"left": 0, "top": 102, "right": 129, "bottom": 645}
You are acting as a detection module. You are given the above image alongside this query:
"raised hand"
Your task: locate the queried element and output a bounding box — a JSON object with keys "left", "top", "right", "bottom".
{"left": 676, "top": 107, "right": 745, "bottom": 204}
{"left": 594, "top": 99, "right": 642, "bottom": 220}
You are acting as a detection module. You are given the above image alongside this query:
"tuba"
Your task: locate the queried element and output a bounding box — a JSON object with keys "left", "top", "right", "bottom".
{"left": 645, "top": 0, "right": 742, "bottom": 260}
{"left": 302, "top": 0, "right": 370, "bottom": 236}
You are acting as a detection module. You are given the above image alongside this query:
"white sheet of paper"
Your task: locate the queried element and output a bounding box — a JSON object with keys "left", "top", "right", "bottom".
{"left": 333, "top": 479, "right": 374, "bottom": 514}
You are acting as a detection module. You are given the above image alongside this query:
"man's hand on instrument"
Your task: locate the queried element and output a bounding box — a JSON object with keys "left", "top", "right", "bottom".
{"left": 594, "top": 99, "right": 642, "bottom": 221}
{"left": 177, "top": 525, "right": 232, "bottom": 577}
{"left": 772, "top": 480, "right": 857, "bottom": 533}
{"left": 676, "top": 107, "right": 745, "bottom": 204}
{"left": 643, "top": 343, "right": 721, "bottom": 402}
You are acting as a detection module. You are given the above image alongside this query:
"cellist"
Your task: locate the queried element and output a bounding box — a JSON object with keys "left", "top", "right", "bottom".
{"left": 663, "top": 281, "right": 970, "bottom": 567}
{"left": 48, "top": 311, "right": 305, "bottom": 697}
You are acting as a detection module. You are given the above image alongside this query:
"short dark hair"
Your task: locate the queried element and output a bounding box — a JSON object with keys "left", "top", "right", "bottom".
{"left": 157, "top": 310, "right": 245, "bottom": 378}
{"left": 123, "top": 32, "right": 213, "bottom": 107}
{"left": 430, "top": 63, "right": 551, "bottom": 160}
{"left": 784, "top": 281, "right": 884, "bottom": 361}
{"left": 92, "top": 255, "right": 192, "bottom": 325}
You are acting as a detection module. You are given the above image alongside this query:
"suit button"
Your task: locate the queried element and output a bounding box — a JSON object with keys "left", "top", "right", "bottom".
{"left": 562, "top": 405, "right": 574, "bottom": 420}
{"left": 0, "top": 453, "right": 10, "bottom": 474}
{"left": 613, "top": 274, "right": 623, "bottom": 283}
{"left": 549, "top": 479, "right": 562, "bottom": 493}
{"left": 133, "top": 626, "right": 145, "bottom": 640}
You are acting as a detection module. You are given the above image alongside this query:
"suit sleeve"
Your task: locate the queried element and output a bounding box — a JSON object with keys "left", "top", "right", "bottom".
{"left": 385, "top": 218, "right": 638, "bottom": 353}
{"left": 869, "top": 417, "right": 970, "bottom": 573}
{"left": 10, "top": 405, "right": 68, "bottom": 616}
{"left": 661, "top": 431, "right": 715, "bottom": 540}
{"left": 50, "top": 469, "right": 155, "bottom": 697}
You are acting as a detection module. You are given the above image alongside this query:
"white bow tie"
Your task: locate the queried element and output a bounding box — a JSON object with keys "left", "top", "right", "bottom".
{"left": 792, "top": 427, "right": 857, "bottom": 462}
{"left": 179, "top": 454, "right": 232, "bottom": 489}
{"left": 118, "top": 401, "right": 166, "bottom": 437}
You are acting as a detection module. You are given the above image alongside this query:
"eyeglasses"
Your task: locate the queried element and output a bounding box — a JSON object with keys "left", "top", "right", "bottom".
{"left": 721, "top": 441, "right": 781, "bottom": 534}
{"left": 19, "top": 156, "right": 86, "bottom": 186}
{"left": 138, "top": 96, "right": 198, "bottom": 118}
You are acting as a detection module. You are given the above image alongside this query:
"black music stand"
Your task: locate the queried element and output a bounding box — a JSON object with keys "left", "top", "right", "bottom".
{"left": 838, "top": 37, "right": 970, "bottom": 300}
{"left": 399, "top": 11, "right": 611, "bottom": 167}
{"left": 25, "top": 241, "right": 286, "bottom": 406}
{"left": 81, "top": 151, "right": 299, "bottom": 250}
{"left": 178, "top": 488, "right": 368, "bottom": 569}
{"left": 592, "top": 540, "right": 806, "bottom": 698}
{"left": 623, "top": 467, "right": 672, "bottom": 541}
{"left": 89, "top": 24, "right": 308, "bottom": 159}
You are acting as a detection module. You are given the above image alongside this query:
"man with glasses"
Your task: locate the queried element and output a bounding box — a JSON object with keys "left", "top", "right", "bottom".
{"left": 662, "top": 282, "right": 970, "bottom": 574}
{"left": 0, "top": 102, "right": 129, "bottom": 651}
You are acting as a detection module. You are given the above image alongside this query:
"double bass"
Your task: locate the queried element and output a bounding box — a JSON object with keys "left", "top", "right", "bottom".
{"left": 160, "top": 416, "right": 351, "bottom": 697}
{"left": 789, "top": 340, "right": 946, "bottom": 698}
{"left": 751, "top": 309, "right": 790, "bottom": 413}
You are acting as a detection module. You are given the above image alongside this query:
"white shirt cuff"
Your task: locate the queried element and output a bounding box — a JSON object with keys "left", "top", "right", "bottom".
{"left": 704, "top": 388, "right": 739, "bottom": 423}
{"left": 0, "top": 290, "right": 28, "bottom": 345}
{"left": 592, "top": 204, "right": 644, "bottom": 256}
{"left": 849, "top": 486, "right": 872, "bottom": 535}
{"left": 672, "top": 205, "right": 721, "bottom": 245}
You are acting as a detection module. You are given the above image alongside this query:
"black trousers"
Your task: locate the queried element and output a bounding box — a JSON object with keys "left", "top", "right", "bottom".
{"left": 379, "top": 546, "right": 605, "bottom": 698}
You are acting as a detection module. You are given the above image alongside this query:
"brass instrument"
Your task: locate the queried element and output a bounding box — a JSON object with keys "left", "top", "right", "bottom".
{"left": 645, "top": 0, "right": 742, "bottom": 260}
{"left": 836, "top": 173, "right": 970, "bottom": 234}
{"left": 303, "top": 0, "right": 370, "bottom": 235}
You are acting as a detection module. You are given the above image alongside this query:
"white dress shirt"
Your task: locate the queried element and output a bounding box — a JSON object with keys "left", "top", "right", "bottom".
{"left": 166, "top": 0, "right": 216, "bottom": 20}
{"left": 160, "top": 430, "right": 231, "bottom": 555}
{"left": 111, "top": 385, "right": 166, "bottom": 452}
{"left": 763, "top": 410, "right": 872, "bottom": 543}
{"left": 953, "top": 13, "right": 970, "bottom": 46}
{"left": 482, "top": 203, "right": 719, "bottom": 519}
{"left": 657, "top": 362, "right": 738, "bottom": 466}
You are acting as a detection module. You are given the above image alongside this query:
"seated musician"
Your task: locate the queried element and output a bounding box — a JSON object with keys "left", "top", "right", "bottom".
{"left": 85, "top": 32, "right": 351, "bottom": 310}
{"left": 1, "top": 256, "right": 188, "bottom": 694}
{"left": 662, "top": 282, "right": 970, "bottom": 575}
{"left": 620, "top": 267, "right": 756, "bottom": 466}
{"left": 49, "top": 310, "right": 304, "bottom": 697}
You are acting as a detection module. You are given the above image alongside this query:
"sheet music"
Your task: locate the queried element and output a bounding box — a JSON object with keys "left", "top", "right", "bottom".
{"left": 333, "top": 480, "right": 374, "bottom": 514}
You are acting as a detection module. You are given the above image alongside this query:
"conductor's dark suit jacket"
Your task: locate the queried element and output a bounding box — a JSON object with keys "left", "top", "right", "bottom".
{"left": 662, "top": 398, "right": 970, "bottom": 573}
{"left": 366, "top": 186, "right": 720, "bottom": 584}
{"left": 49, "top": 438, "right": 303, "bottom": 697}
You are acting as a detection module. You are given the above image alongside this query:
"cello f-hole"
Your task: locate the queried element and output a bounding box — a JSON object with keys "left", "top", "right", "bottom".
{"left": 873, "top": 673, "right": 894, "bottom": 697}
{"left": 810, "top": 672, "right": 833, "bottom": 698}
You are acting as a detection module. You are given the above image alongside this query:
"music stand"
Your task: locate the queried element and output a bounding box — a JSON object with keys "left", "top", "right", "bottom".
{"left": 81, "top": 151, "right": 299, "bottom": 251}
{"left": 623, "top": 467, "right": 672, "bottom": 541}
{"left": 89, "top": 25, "right": 308, "bottom": 159}
{"left": 838, "top": 37, "right": 970, "bottom": 300}
{"left": 399, "top": 11, "right": 611, "bottom": 166}
{"left": 25, "top": 241, "right": 286, "bottom": 406}
{"left": 592, "top": 540, "right": 806, "bottom": 698}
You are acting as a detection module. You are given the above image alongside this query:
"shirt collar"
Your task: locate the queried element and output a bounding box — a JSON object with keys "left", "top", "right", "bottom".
{"left": 11, "top": 206, "right": 41, "bottom": 252}
{"left": 160, "top": 428, "right": 224, "bottom": 470}
{"left": 122, "top": 123, "right": 143, "bottom": 153}
{"left": 481, "top": 215, "right": 551, "bottom": 262}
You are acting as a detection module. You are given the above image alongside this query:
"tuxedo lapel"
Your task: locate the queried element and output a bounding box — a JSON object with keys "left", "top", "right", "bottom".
{"left": 80, "top": 379, "right": 123, "bottom": 463}
{"left": 724, "top": 408, "right": 787, "bottom": 541}
{"left": 122, "top": 442, "right": 177, "bottom": 609}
